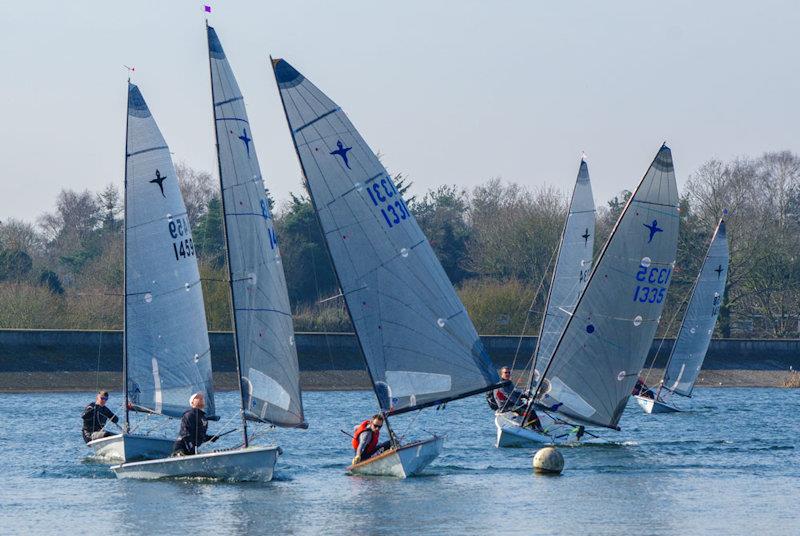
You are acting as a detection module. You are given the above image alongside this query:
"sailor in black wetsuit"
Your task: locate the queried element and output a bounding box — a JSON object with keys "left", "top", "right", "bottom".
{"left": 81, "top": 390, "right": 119, "bottom": 443}
{"left": 172, "top": 392, "right": 217, "bottom": 456}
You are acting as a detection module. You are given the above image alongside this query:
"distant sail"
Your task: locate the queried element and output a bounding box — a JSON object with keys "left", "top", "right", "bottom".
{"left": 531, "top": 158, "right": 595, "bottom": 386}
{"left": 207, "top": 27, "right": 305, "bottom": 427}
{"left": 272, "top": 58, "right": 500, "bottom": 415}
{"left": 535, "top": 145, "right": 679, "bottom": 429}
{"left": 125, "top": 83, "right": 215, "bottom": 418}
{"left": 662, "top": 218, "right": 729, "bottom": 397}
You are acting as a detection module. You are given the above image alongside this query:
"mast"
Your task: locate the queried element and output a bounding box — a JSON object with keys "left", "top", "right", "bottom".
{"left": 206, "top": 19, "right": 249, "bottom": 447}
{"left": 269, "top": 56, "right": 401, "bottom": 444}
{"left": 122, "top": 78, "right": 131, "bottom": 432}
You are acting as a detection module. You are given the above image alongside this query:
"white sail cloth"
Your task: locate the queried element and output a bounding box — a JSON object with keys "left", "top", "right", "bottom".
{"left": 125, "top": 83, "right": 214, "bottom": 419}
{"left": 272, "top": 59, "right": 499, "bottom": 414}
{"left": 663, "top": 218, "right": 729, "bottom": 396}
{"left": 532, "top": 159, "right": 595, "bottom": 386}
{"left": 207, "top": 27, "right": 305, "bottom": 427}
{"left": 535, "top": 145, "right": 679, "bottom": 429}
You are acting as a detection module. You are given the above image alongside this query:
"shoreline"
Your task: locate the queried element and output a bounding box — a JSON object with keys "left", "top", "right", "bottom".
{"left": 0, "top": 368, "right": 794, "bottom": 392}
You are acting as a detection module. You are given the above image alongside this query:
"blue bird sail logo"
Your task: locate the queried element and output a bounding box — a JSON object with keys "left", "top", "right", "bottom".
{"left": 643, "top": 219, "right": 663, "bottom": 243}
{"left": 330, "top": 140, "right": 352, "bottom": 169}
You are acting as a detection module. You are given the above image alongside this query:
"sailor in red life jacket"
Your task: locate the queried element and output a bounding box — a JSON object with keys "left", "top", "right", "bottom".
{"left": 351, "top": 414, "right": 391, "bottom": 465}
{"left": 493, "top": 367, "right": 544, "bottom": 430}
{"left": 493, "top": 366, "right": 530, "bottom": 414}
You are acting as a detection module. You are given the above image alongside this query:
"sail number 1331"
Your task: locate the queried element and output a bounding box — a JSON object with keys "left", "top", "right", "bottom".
{"left": 366, "top": 176, "right": 410, "bottom": 229}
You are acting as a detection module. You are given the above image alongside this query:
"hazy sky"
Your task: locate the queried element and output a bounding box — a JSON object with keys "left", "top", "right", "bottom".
{"left": 1, "top": 1, "right": 798, "bottom": 223}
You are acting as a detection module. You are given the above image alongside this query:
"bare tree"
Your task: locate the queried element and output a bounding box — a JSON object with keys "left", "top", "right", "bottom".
{"left": 466, "top": 178, "right": 565, "bottom": 283}
{"left": 176, "top": 162, "right": 215, "bottom": 228}
{"left": 0, "top": 219, "right": 43, "bottom": 255}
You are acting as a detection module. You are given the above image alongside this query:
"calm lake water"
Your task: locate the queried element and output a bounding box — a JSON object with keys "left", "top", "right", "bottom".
{"left": 0, "top": 388, "right": 797, "bottom": 535}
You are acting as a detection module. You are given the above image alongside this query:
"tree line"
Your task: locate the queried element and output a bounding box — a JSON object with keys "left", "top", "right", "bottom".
{"left": 1, "top": 152, "right": 799, "bottom": 338}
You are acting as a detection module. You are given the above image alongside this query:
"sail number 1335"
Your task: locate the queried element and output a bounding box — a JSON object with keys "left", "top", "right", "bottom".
{"left": 632, "top": 265, "right": 671, "bottom": 304}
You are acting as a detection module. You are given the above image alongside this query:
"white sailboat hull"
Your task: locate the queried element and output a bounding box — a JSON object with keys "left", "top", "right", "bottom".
{"left": 347, "top": 436, "right": 443, "bottom": 478}
{"left": 494, "top": 412, "right": 587, "bottom": 447}
{"left": 87, "top": 433, "right": 175, "bottom": 462}
{"left": 635, "top": 395, "right": 680, "bottom": 414}
{"left": 111, "top": 445, "right": 280, "bottom": 482}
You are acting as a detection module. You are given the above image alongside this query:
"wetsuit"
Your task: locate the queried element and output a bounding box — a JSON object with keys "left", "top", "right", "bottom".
{"left": 172, "top": 408, "right": 214, "bottom": 456}
{"left": 355, "top": 428, "right": 390, "bottom": 461}
{"left": 81, "top": 402, "right": 119, "bottom": 443}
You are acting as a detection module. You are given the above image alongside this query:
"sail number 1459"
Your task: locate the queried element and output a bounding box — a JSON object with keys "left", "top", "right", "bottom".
{"left": 168, "top": 217, "right": 196, "bottom": 261}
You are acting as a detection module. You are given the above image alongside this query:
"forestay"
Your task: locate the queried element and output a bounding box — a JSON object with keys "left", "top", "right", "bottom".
{"left": 125, "top": 83, "right": 215, "bottom": 419}
{"left": 207, "top": 27, "right": 305, "bottom": 428}
{"left": 272, "top": 59, "right": 500, "bottom": 414}
{"left": 662, "top": 218, "right": 729, "bottom": 397}
{"left": 531, "top": 158, "right": 595, "bottom": 387}
{"left": 534, "top": 145, "right": 679, "bottom": 429}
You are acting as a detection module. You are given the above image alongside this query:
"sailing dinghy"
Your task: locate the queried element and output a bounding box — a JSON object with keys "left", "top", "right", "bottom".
{"left": 530, "top": 145, "right": 679, "bottom": 436}
{"left": 113, "top": 26, "right": 306, "bottom": 482}
{"left": 495, "top": 157, "right": 595, "bottom": 447}
{"left": 88, "top": 82, "right": 216, "bottom": 463}
{"left": 635, "top": 217, "right": 729, "bottom": 413}
{"left": 271, "top": 58, "right": 503, "bottom": 477}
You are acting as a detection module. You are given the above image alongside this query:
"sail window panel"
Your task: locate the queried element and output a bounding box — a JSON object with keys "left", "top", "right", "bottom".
{"left": 246, "top": 367, "right": 291, "bottom": 411}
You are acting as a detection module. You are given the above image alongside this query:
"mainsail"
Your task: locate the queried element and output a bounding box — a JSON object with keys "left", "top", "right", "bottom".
{"left": 124, "top": 83, "right": 215, "bottom": 419}
{"left": 534, "top": 145, "right": 679, "bottom": 429}
{"left": 207, "top": 26, "right": 305, "bottom": 428}
{"left": 531, "top": 158, "right": 595, "bottom": 387}
{"left": 271, "top": 58, "right": 501, "bottom": 415}
{"left": 662, "top": 218, "right": 729, "bottom": 397}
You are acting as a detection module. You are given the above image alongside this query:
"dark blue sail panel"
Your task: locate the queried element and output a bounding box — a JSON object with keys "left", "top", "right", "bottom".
{"left": 207, "top": 26, "right": 225, "bottom": 59}
{"left": 208, "top": 28, "right": 305, "bottom": 428}
{"left": 273, "top": 59, "right": 304, "bottom": 89}
{"left": 125, "top": 83, "right": 215, "bottom": 418}
{"left": 535, "top": 145, "right": 680, "bottom": 429}
{"left": 127, "top": 83, "right": 151, "bottom": 119}
{"left": 273, "top": 58, "right": 499, "bottom": 413}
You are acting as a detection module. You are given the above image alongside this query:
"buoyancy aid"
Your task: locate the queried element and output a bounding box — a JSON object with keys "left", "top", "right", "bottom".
{"left": 351, "top": 420, "right": 380, "bottom": 455}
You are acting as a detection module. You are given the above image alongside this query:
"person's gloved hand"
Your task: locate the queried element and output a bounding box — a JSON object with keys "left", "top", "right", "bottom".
{"left": 351, "top": 455, "right": 361, "bottom": 465}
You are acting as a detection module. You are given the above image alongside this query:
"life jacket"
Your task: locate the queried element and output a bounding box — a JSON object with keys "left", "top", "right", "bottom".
{"left": 351, "top": 420, "right": 379, "bottom": 455}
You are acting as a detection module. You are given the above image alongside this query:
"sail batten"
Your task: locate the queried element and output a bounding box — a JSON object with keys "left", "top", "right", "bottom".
{"left": 207, "top": 27, "right": 305, "bottom": 428}
{"left": 662, "top": 218, "right": 729, "bottom": 397}
{"left": 272, "top": 58, "right": 499, "bottom": 413}
{"left": 535, "top": 145, "right": 679, "bottom": 429}
{"left": 124, "top": 83, "right": 215, "bottom": 419}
